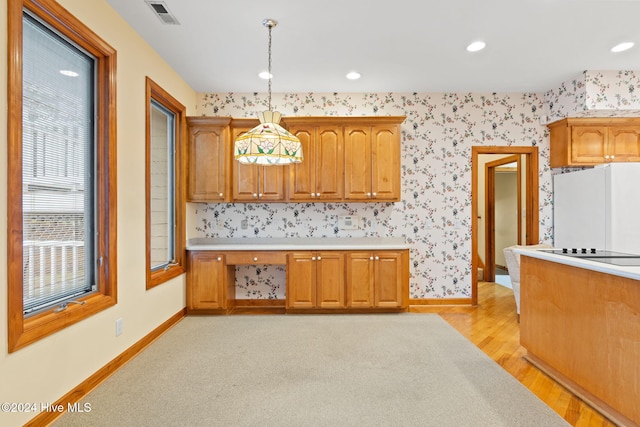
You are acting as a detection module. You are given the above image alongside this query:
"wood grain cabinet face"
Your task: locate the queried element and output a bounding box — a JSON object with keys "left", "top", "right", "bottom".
{"left": 187, "top": 116, "right": 403, "bottom": 202}
{"left": 288, "top": 126, "right": 344, "bottom": 201}
{"left": 345, "top": 251, "right": 406, "bottom": 308}
{"left": 287, "top": 252, "right": 345, "bottom": 309}
{"left": 344, "top": 125, "right": 401, "bottom": 201}
{"left": 570, "top": 126, "right": 607, "bottom": 164}
{"left": 231, "top": 126, "right": 286, "bottom": 202}
{"left": 187, "top": 118, "right": 230, "bottom": 201}
{"left": 549, "top": 119, "right": 640, "bottom": 167}
{"left": 608, "top": 127, "right": 640, "bottom": 162}
{"left": 187, "top": 252, "right": 227, "bottom": 311}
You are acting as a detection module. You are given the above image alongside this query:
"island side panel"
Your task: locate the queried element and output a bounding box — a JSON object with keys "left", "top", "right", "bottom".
{"left": 520, "top": 255, "right": 640, "bottom": 426}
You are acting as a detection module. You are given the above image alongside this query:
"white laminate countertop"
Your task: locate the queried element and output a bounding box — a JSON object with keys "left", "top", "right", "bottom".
{"left": 514, "top": 248, "right": 640, "bottom": 281}
{"left": 186, "top": 237, "right": 409, "bottom": 251}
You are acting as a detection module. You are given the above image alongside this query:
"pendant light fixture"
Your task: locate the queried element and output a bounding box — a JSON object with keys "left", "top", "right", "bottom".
{"left": 234, "top": 19, "right": 303, "bottom": 165}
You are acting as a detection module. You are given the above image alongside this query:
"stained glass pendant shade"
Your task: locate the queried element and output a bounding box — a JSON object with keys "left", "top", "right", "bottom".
{"left": 234, "top": 110, "right": 303, "bottom": 164}
{"left": 233, "top": 19, "right": 303, "bottom": 165}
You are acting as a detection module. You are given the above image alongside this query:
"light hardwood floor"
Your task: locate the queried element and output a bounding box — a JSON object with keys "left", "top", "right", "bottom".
{"left": 411, "top": 281, "right": 615, "bottom": 427}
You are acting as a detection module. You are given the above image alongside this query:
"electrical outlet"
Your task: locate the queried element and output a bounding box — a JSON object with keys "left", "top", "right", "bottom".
{"left": 115, "top": 318, "right": 123, "bottom": 336}
{"left": 241, "top": 219, "right": 248, "bottom": 230}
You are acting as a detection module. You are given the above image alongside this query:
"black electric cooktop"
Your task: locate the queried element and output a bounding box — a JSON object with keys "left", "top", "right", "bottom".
{"left": 539, "top": 248, "right": 640, "bottom": 266}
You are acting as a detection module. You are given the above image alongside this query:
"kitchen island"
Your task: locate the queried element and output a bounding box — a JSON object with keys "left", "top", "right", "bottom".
{"left": 515, "top": 248, "right": 640, "bottom": 427}
{"left": 186, "top": 237, "right": 410, "bottom": 314}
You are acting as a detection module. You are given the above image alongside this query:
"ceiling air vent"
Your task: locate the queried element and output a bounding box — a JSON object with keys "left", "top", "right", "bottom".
{"left": 145, "top": 1, "right": 180, "bottom": 25}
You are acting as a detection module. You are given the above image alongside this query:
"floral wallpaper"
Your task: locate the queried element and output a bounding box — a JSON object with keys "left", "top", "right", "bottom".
{"left": 545, "top": 70, "right": 640, "bottom": 121}
{"left": 189, "top": 92, "right": 554, "bottom": 301}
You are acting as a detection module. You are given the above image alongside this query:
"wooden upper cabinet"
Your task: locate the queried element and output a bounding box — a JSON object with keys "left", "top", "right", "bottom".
{"left": 187, "top": 116, "right": 404, "bottom": 202}
{"left": 187, "top": 117, "right": 231, "bottom": 201}
{"left": 371, "top": 124, "right": 401, "bottom": 201}
{"left": 231, "top": 123, "right": 286, "bottom": 202}
{"left": 608, "top": 126, "right": 640, "bottom": 162}
{"left": 344, "top": 121, "right": 402, "bottom": 201}
{"left": 344, "top": 126, "right": 373, "bottom": 201}
{"left": 570, "top": 126, "right": 607, "bottom": 164}
{"left": 548, "top": 118, "right": 640, "bottom": 167}
{"left": 288, "top": 125, "right": 344, "bottom": 201}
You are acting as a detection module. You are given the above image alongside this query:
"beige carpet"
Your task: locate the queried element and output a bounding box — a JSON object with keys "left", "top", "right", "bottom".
{"left": 53, "top": 314, "right": 569, "bottom": 426}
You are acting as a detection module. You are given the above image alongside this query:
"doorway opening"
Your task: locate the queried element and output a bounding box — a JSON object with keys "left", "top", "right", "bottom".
{"left": 471, "top": 146, "right": 539, "bottom": 306}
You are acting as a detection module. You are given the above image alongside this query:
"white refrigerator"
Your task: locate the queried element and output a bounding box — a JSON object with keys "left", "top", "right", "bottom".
{"left": 553, "top": 163, "right": 640, "bottom": 254}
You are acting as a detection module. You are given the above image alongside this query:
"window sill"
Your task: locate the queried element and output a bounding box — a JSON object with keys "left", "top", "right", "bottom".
{"left": 147, "top": 265, "right": 186, "bottom": 290}
{"left": 9, "top": 293, "right": 116, "bottom": 353}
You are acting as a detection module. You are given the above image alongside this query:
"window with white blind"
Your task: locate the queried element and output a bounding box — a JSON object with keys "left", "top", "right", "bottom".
{"left": 8, "top": 0, "right": 117, "bottom": 352}
{"left": 21, "top": 12, "right": 96, "bottom": 315}
{"left": 145, "top": 78, "right": 185, "bottom": 289}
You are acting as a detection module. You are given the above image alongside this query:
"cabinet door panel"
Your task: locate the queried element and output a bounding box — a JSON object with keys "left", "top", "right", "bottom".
{"left": 344, "top": 127, "right": 372, "bottom": 200}
{"left": 287, "top": 253, "right": 316, "bottom": 308}
{"left": 316, "top": 127, "right": 344, "bottom": 200}
{"left": 288, "top": 128, "right": 315, "bottom": 200}
{"left": 188, "top": 125, "right": 228, "bottom": 201}
{"left": 371, "top": 125, "right": 401, "bottom": 201}
{"left": 233, "top": 162, "right": 260, "bottom": 200}
{"left": 571, "top": 126, "right": 607, "bottom": 164}
{"left": 375, "top": 252, "right": 404, "bottom": 308}
{"left": 232, "top": 126, "right": 260, "bottom": 201}
{"left": 346, "top": 252, "right": 374, "bottom": 307}
{"left": 188, "top": 253, "right": 225, "bottom": 310}
{"left": 317, "top": 252, "right": 345, "bottom": 308}
{"left": 259, "top": 165, "right": 285, "bottom": 201}
{"left": 608, "top": 127, "right": 640, "bottom": 162}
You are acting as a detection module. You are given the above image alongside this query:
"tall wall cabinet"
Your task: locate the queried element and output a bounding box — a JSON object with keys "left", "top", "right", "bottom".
{"left": 186, "top": 116, "right": 405, "bottom": 203}
{"left": 548, "top": 118, "right": 640, "bottom": 167}
{"left": 186, "top": 117, "right": 231, "bottom": 202}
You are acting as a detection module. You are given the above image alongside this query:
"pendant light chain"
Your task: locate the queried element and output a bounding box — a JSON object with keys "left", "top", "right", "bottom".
{"left": 267, "top": 22, "right": 272, "bottom": 112}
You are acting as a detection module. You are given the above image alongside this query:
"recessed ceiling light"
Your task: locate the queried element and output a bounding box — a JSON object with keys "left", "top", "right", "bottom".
{"left": 59, "top": 70, "right": 78, "bottom": 77}
{"left": 258, "top": 71, "right": 272, "bottom": 79}
{"left": 466, "top": 41, "right": 486, "bottom": 52}
{"left": 611, "top": 42, "right": 634, "bottom": 53}
{"left": 346, "top": 71, "right": 361, "bottom": 80}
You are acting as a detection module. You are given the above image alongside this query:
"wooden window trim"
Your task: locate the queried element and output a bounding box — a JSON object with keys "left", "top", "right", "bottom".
{"left": 145, "top": 77, "right": 186, "bottom": 289}
{"left": 7, "top": 0, "right": 117, "bottom": 352}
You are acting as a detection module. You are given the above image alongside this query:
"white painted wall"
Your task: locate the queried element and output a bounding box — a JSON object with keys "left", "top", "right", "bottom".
{"left": 0, "top": 1, "right": 196, "bottom": 425}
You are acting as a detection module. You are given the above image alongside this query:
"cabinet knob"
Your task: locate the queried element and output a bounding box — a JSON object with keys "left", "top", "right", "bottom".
{"left": 252, "top": 193, "right": 258, "bottom": 198}
{"left": 372, "top": 192, "right": 377, "bottom": 197}
{"left": 605, "top": 155, "right": 610, "bottom": 159}
{"left": 217, "top": 256, "right": 222, "bottom": 261}
{"left": 258, "top": 193, "right": 263, "bottom": 198}
{"left": 367, "top": 192, "right": 371, "bottom": 197}
{"left": 369, "top": 256, "right": 374, "bottom": 260}
{"left": 611, "top": 155, "right": 615, "bottom": 159}
{"left": 253, "top": 257, "right": 258, "bottom": 262}
{"left": 219, "top": 192, "right": 223, "bottom": 197}
{"left": 312, "top": 256, "right": 316, "bottom": 261}
{"left": 375, "top": 256, "right": 380, "bottom": 260}
{"left": 310, "top": 192, "right": 315, "bottom": 197}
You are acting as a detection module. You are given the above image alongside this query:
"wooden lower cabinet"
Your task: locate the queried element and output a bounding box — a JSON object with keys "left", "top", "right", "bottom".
{"left": 346, "top": 251, "right": 407, "bottom": 308}
{"left": 187, "top": 248, "right": 408, "bottom": 313}
{"left": 286, "top": 252, "right": 345, "bottom": 309}
{"left": 187, "top": 252, "right": 233, "bottom": 313}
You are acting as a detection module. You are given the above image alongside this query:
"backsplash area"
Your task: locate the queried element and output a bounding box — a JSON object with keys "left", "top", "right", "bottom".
{"left": 189, "top": 91, "right": 555, "bottom": 300}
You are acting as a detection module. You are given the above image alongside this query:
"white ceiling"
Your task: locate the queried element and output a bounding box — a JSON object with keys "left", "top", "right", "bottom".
{"left": 105, "top": 0, "right": 640, "bottom": 94}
